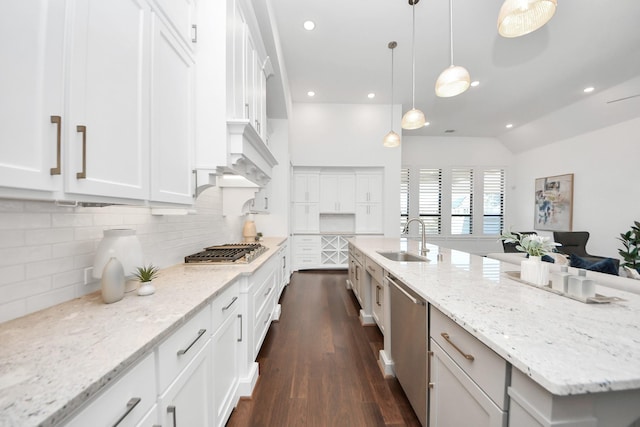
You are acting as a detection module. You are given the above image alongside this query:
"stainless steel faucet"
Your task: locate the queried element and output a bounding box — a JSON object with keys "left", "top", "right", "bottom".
{"left": 402, "top": 217, "right": 429, "bottom": 256}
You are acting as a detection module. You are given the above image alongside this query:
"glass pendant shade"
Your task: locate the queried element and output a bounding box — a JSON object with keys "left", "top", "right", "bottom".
{"left": 498, "top": 0, "right": 557, "bottom": 38}
{"left": 401, "top": 108, "right": 426, "bottom": 130}
{"left": 435, "top": 65, "right": 471, "bottom": 97}
{"left": 383, "top": 130, "right": 401, "bottom": 148}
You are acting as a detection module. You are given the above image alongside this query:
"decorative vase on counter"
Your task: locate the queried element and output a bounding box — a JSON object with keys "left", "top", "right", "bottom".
{"left": 520, "top": 255, "right": 550, "bottom": 286}
{"left": 93, "top": 229, "right": 143, "bottom": 292}
{"left": 101, "top": 257, "right": 125, "bottom": 303}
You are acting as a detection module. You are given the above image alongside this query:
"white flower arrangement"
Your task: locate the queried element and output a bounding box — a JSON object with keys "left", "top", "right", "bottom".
{"left": 500, "top": 230, "right": 560, "bottom": 257}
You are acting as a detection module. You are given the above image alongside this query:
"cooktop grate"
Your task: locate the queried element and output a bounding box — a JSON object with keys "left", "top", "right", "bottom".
{"left": 184, "top": 243, "right": 265, "bottom": 263}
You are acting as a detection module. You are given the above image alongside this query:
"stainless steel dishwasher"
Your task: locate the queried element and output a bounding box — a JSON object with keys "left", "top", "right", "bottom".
{"left": 388, "top": 274, "right": 427, "bottom": 427}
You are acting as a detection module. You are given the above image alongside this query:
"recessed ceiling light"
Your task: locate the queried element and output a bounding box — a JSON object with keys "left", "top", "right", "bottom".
{"left": 424, "top": 122, "right": 431, "bottom": 127}
{"left": 367, "top": 93, "right": 375, "bottom": 99}
{"left": 307, "top": 91, "right": 315, "bottom": 97}
{"left": 303, "top": 20, "right": 315, "bottom": 31}
{"left": 583, "top": 86, "right": 595, "bottom": 93}
{"left": 505, "top": 123, "right": 513, "bottom": 129}
{"left": 470, "top": 81, "right": 480, "bottom": 87}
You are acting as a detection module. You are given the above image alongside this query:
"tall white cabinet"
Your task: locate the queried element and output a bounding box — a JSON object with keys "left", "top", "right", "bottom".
{"left": 292, "top": 168, "right": 383, "bottom": 270}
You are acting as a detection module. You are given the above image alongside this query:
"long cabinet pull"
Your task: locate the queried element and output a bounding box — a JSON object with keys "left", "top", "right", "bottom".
{"left": 167, "top": 405, "right": 177, "bottom": 427}
{"left": 264, "top": 287, "right": 272, "bottom": 297}
{"left": 376, "top": 285, "right": 381, "bottom": 306}
{"left": 111, "top": 397, "right": 141, "bottom": 427}
{"left": 237, "top": 314, "right": 243, "bottom": 342}
{"left": 222, "top": 296, "right": 238, "bottom": 311}
{"left": 176, "top": 328, "right": 206, "bottom": 356}
{"left": 441, "top": 332, "right": 475, "bottom": 361}
{"left": 76, "top": 125, "right": 87, "bottom": 179}
{"left": 387, "top": 276, "right": 424, "bottom": 305}
{"left": 428, "top": 350, "right": 434, "bottom": 389}
{"left": 50, "top": 116, "right": 62, "bottom": 175}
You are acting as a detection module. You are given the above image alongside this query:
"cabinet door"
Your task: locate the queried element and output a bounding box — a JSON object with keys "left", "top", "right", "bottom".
{"left": 293, "top": 203, "right": 319, "bottom": 233}
{"left": 356, "top": 204, "right": 383, "bottom": 233}
{"left": 65, "top": 0, "right": 150, "bottom": 200}
{"left": 372, "top": 278, "right": 384, "bottom": 333}
{"left": 320, "top": 174, "right": 355, "bottom": 213}
{"left": 0, "top": 0, "right": 65, "bottom": 192}
{"left": 212, "top": 306, "right": 240, "bottom": 427}
{"left": 149, "top": 12, "right": 195, "bottom": 204}
{"left": 429, "top": 341, "right": 507, "bottom": 427}
{"left": 159, "top": 341, "right": 213, "bottom": 427}
{"left": 356, "top": 174, "right": 383, "bottom": 203}
{"left": 245, "top": 30, "right": 257, "bottom": 128}
{"left": 293, "top": 173, "right": 319, "bottom": 203}
{"left": 150, "top": 0, "right": 196, "bottom": 51}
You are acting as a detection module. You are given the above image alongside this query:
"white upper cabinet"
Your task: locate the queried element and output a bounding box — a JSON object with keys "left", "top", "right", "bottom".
{"left": 293, "top": 172, "right": 320, "bottom": 203}
{"left": 149, "top": 8, "right": 196, "bottom": 205}
{"left": 356, "top": 173, "right": 383, "bottom": 203}
{"left": 149, "top": 0, "right": 197, "bottom": 51}
{"left": 65, "top": 0, "right": 150, "bottom": 200}
{"left": 319, "top": 174, "right": 356, "bottom": 213}
{"left": 0, "top": 0, "right": 66, "bottom": 193}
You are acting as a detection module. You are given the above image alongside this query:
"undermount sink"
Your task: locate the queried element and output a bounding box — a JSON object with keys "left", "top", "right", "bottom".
{"left": 378, "top": 251, "right": 429, "bottom": 262}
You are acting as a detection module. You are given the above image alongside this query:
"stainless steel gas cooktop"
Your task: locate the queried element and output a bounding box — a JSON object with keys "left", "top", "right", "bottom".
{"left": 184, "top": 243, "right": 267, "bottom": 264}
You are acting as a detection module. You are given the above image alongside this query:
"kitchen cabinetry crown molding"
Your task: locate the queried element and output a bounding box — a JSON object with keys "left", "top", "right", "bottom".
{"left": 225, "top": 120, "right": 278, "bottom": 187}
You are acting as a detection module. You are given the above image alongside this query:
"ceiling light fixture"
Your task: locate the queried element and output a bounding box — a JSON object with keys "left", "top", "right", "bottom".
{"left": 383, "top": 41, "right": 401, "bottom": 148}
{"left": 583, "top": 86, "right": 595, "bottom": 93}
{"left": 307, "top": 91, "right": 315, "bottom": 97}
{"left": 497, "top": 0, "right": 557, "bottom": 38}
{"left": 368, "top": 93, "right": 376, "bottom": 99}
{"left": 303, "top": 20, "right": 315, "bottom": 31}
{"left": 505, "top": 123, "right": 514, "bottom": 128}
{"left": 470, "top": 81, "right": 480, "bottom": 87}
{"left": 401, "top": 0, "right": 426, "bottom": 130}
{"left": 435, "top": 0, "right": 470, "bottom": 97}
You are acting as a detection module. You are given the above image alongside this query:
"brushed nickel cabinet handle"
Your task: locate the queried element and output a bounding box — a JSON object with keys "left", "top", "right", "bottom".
{"left": 112, "top": 397, "right": 141, "bottom": 427}
{"left": 76, "top": 125, "right": 87, "bottom": 179}
{"left": 237, "top": 314, "right": 243, "bottom": 342}
{"left": 428, "top": 350, "right": 434, "bottom": 389}
{"left": 222, "top": 296, "right": 238, "bottom": 311}
{"left": 376, "top": 285, "right": 381, "bottom": 306}
{"left": 50, "top": 116, "right": 62, "bottom": 175}
{"left": 167, "top": 405, "right": 177, "bottom": 426}
{"left": 441, "top": 332, "right": 475, "bottom": 361}
{"left": 176, "top": 328, "right": 206, "bottom": 356}
{"left": 264, "top": 287, "right": 272, "bottom": 297}
{"left": 191, "top": 24, "right": 197, "bottom": 43}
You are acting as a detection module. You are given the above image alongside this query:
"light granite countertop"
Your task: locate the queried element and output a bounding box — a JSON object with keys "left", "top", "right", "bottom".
{"left": 0, "top": 237, "right": 286, "bottom": 427}
{"left": 349, "top": 236, "right": 640, "bottom": 396}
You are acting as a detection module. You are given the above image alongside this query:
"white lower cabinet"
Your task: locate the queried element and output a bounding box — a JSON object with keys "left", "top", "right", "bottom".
{"left": 158, "top": 340, "right": 213, "bottom": 427}
{"left": 63, "top": 352, "right": 157, "bottom": 427}
{"left": 366, "top": 257, "right": 385, "bottom": 333}
{"left": 211, "top": 281, "right": 242, "bottom": 427}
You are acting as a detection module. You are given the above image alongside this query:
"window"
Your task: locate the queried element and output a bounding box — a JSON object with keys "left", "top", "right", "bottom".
{"left": 400, "top": 168, "right": 410, "bottom": 233}
{"left": 400, "top": 166, "right": 505, "bottom": 236}
{"left": 483, "top": 169, "right": 505, "bottom": 235}
{"left": 419, "top": 168, "right": 442, "bottom": 235}
{"left": 451, "top": 168, "right": 473, "bottom": 235}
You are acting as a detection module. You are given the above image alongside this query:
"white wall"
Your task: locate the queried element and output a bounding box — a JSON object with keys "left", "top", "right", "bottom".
{"left": 402, "top": 136, "right": 515, "bottom": 254}
{"left": 508, "top": 116, "right": 640, "bottom": 259}
{"left": 0, "top": 189, "right": 244, "bottom": 323}
{"left": 290, "top": 103, "right": 402, "bottom": 237}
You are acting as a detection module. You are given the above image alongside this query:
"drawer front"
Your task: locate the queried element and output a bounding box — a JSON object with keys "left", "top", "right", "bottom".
{"left": 253, "top": 295, "right": 275, "bottom": 357}
{"left": 212, "top": 280, "right": 240, "bottom": 334}
{"left": 295, "top": 254, "right": 321, "bottom": 268}
{"left": 294, "top": 235, "right": 321, "bottom": 245}
{"left": 64, "top": 353, "right": 156, "bottom": 427}
{"left": 351, "top": 245, "right": 364, "bottom": 264}
{"left": 253, "top": 269, "right": 276, "bottom": 322}
{"left": 365, "top": 256, "right": 384, "bottom": 285}
{"left": 158, "top": 304, "right": 212, "bottom": 392}
{"left": 430, "top": 307, "right": 508, "bottom": 410}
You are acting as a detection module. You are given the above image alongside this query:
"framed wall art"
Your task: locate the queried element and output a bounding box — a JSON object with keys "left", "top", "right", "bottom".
{"left": 534, "top": 173, "right": 573, "bottom": 231}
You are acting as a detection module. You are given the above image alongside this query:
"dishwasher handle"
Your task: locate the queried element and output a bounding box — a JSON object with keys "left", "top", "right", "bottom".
{"left": 387, "top": 275, "right": 425, "bottom": 305}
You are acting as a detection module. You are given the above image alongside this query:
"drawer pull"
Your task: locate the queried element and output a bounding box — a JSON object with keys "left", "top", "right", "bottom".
{"left": 167, "top": 405, "right": 177, "bottom": 426}
{"left": 264, "top": 287, "right": 272, "bottom": 296}
{"left": 112, "top": 397, "right": 141, "bottom": 427}
{"left": 441, "top": 332, "right": 475, "bottom": 361}
{"left": 237, "top": 314, "right": 243, "bottom": 342}
{"left": 177, "top": 328, "right": 206, "bottom": 356}
{"left": 50, "top": 116, "right": 62, "bottom": 175}
{"left": 222, "top": 296, "right": 238, "bottom": 311}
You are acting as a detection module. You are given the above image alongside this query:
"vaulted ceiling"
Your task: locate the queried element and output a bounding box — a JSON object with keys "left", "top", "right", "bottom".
{"left": 256, "top": 0, "right": 640, "bottom": 152}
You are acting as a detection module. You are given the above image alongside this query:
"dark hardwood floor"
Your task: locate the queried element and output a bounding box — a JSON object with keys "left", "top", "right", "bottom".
{"left": 226, "top": 270, "right": 422, "bottom": 427}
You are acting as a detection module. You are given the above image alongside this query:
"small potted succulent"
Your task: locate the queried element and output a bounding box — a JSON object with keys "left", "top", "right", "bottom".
{"left": 133, "top": 264, "right": 160, "bottom": 296}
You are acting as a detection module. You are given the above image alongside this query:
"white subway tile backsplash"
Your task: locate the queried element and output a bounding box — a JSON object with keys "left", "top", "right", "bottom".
{"left": 25, "top": 228, "right": 74, "bottom": 246}
{"left": 0, "top": 190, "right": 244, "bottom": 323}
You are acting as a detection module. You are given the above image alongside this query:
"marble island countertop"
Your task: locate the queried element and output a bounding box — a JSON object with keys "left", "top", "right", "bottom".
{"left": 0, "top": 237, "right": 286, "bottom": 427}
{"left": 349, "top": 236, "right": 640, "bottom": 396}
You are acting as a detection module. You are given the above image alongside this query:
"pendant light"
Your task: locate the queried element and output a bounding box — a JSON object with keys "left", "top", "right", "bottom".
{"left": 498, "top": 0, "right": 557, "bottom": 38}
{"left": 401, "top": 0, "right": 426, "bottom": 130}
{"left": 435, "top": 0, "right": 470, "bottom": 98}
{"left": 383, "top": 41, "right": 401, "bottom": 148}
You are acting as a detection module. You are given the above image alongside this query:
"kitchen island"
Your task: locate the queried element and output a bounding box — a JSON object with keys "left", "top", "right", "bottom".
{"left": 349, "top": 236, "right": 640, "bottom": 426}
{"left": 0, "top": 237, "right": 287, "bottom": 427}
